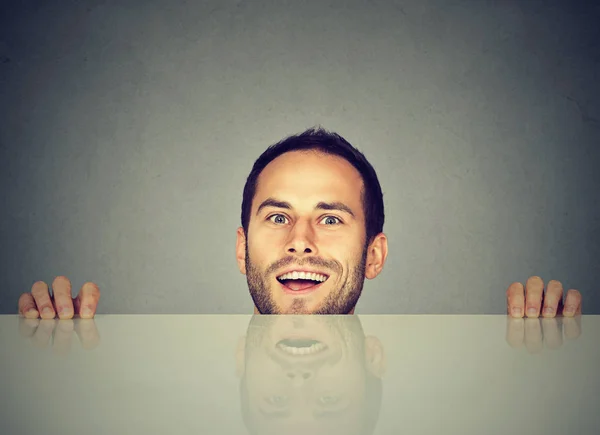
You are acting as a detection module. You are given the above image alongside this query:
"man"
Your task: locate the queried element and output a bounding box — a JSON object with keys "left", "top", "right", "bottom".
{"left": 17, "top": 127, "right": 583, "bottom": 317}
{"left": 237, "top": 314, "right": 384, "bottom": 435}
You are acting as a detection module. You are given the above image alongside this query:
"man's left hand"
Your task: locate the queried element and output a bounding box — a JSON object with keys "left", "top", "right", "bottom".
{"left": 506, "top": 276, "right": 582, "bottom": 318}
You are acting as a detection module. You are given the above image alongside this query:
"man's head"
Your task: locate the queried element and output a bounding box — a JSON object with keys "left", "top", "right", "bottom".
{"left": 235, "top": 127, "right": 388, "bottom": 314}
{"left": 236, "top": 315, "right": 385, "bottom": 435}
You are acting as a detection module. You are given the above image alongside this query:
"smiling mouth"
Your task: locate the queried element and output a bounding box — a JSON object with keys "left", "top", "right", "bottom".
{"left": 276, "top": 272, "right": 329, "bottom": 291}
{"left": 276, "top": 338, "right": 328, "bottom": 355}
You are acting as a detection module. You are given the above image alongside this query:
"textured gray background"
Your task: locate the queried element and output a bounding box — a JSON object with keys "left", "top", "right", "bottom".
{"left": 1, "top": 0, "right": 598, "bottom": 314}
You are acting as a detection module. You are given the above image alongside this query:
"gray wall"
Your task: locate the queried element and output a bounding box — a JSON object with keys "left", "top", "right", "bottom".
{"left": 1, "top": 0, "right": 598, "bottom": 315}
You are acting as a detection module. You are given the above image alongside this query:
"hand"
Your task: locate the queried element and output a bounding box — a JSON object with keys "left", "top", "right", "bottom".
{"left": 505, "top": 315, "right": 582, "bottom": 353}
{"left": 18, "top": 317, "right": 101, "bottom": 356}
{"left": 506, "top": 276, "right": 582, "bottom": 318}
{"left": 18, "top": 276, "right": 100, "bottom": 319}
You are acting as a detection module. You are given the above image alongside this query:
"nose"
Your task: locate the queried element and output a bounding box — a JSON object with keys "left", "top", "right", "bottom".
{"left": 286, "top": 369, "right": 314, "bottom": 387}
{"left": 285, "top": 220, "right": 317, "bottom": 256}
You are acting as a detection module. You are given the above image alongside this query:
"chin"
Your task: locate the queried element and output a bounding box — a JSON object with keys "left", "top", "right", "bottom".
{"left": 277, "top": 300, "right": 322, "bottom": 315}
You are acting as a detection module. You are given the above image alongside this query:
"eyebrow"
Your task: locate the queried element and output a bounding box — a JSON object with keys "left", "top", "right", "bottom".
{"left": 255, "top": 197, "right": 356, "bottom": 218}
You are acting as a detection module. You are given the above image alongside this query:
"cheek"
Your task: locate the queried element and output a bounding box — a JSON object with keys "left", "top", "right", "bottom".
{"left": 324, "top": 231, "right": 363, "bottom": 257}
{"left": 250, "top": 229, "right": 288, "bottom": 256}
{"left": 247, "top": 234, "right": 281, "bottom": 267}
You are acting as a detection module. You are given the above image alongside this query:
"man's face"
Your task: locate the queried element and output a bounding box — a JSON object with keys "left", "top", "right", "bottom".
{"left": 238, "top": 150, "right": 371, "bottom": 314}
{"left": 238, "top": 315, "right": 383, "bottom": 435}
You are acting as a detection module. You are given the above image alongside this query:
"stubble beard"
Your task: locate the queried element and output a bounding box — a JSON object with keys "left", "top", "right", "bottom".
{"left": 245, "top": 243, "right": 368, "bottom": 315}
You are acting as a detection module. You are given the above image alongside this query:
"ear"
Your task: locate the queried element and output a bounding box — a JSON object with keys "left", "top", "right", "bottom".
{"left": 364, "top": 233, "right": 388, "bottom": 280}
{"left": 364, "top": 335, "right": 386, "bottom": 378}
{"left": 235, "top": 335, "right": 246, "bottom": 378}
{"left": 236, "top": 227, "right": 247, "bottom": 275}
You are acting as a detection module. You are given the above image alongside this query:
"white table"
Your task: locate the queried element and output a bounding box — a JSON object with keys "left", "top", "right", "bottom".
{"left": 1, "top": 314, "right": 598, "bottom": 434}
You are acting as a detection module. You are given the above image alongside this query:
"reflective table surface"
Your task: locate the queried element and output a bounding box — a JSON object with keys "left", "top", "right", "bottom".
{"left": 1, "top": 314, "right": 598, "bottom": 434}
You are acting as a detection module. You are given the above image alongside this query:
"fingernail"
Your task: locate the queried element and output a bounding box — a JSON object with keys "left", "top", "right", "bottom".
{"left": 58, "top": 308, "right": 71, "bottom": 317}
{"left": 511, "top": 307, "right": 522, "bottom": 317}
{"left": 527, "top": 307, "right": 537, "bottom": 316}
{"left": 543, "top": 306, "right": 555, "bottom": 315}
{"left": 42, "top": 307, "right": 52, "bottom": 315}
{"left": 26, "top": 309, "right": 38, "bottom": 317}
{"left": 81, "top": 307, "right": 92, "bottom": 317}
{"left": 564, "top": 305, "right": 576, "bottom": 315}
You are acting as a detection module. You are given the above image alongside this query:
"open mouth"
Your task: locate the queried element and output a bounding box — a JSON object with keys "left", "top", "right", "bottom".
{"left": 276, "top": 271, "right": 329, "bottom": 292}
{"left": 276, "top": 338, "right": 328, "bottom": 355}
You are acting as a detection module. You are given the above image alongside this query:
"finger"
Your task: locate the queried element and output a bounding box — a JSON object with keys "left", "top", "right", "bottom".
{"left": 524, "top": 318, "right": 543, "bottom": 353}
{"left": 18, "top": 293, "right": 39, "bottom": 319}
{"left": 506, "top": 282, "right": 525, "bottom": 318}
{"left": 52, "top": 319, "right": 75, "bottom": 356}
{"left": 541, "top": 317, "right": 563, "bottom": 349}
{"left": 51, "top": 276, "right": 74, "bottom": 319}
{"left": 74, "top": 319, "right": 101, "bottom": 350}
{"left": 505, "top": 317, "right": 524, "bottom": 348}
{"left": 31, "top": 319, "right": 57, "bottom": 349}
{"left": 18, "top": 317, "right": 40, "bottom": 338}
{"left": 563, "top": 315, "right": 582, "bottom": 340}
{"left": 75, "top": 282, "right": 100, "bottom": 318}
{"left": 525, "top": 276, "right": 544, "bottom": 318}
{"left": 562, "top": 289, "right": 582, "bottom": 317}
{"left": 541, "top": 280, "right": 564, "bottom": 318}
{"left": 31, "top": 281, "right": 55, "bottom": 319}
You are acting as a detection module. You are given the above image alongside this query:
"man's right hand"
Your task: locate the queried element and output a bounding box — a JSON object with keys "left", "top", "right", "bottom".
{"left": 18, "top": 276, "right": 100, "bottom": 319}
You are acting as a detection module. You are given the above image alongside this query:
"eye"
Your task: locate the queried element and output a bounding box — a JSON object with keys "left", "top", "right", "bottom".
{"left": 320, "top": 216, "right": 342, "bottom": 225}
{"left": 268, "top": 214, "right": 289, "bottom": 225}
{"left": 266, "top": 395, "right": 288, "bottom": 406}
{"left": 319, "top": 395, "right": 340, "bottom": 405}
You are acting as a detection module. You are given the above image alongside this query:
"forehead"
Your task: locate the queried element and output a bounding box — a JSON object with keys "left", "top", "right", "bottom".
{"left": 254, "top": 150, "right": 364, "bottom": 208}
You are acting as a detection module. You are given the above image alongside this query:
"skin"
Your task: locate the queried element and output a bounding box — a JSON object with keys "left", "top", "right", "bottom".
{"left": 17, "top": 151, "right": 583, "bottom": 318}
{"left": 236, "top": 150, "right": 387, "bottom": 314}
{"left": 236, "top": 315, "right": 384, "bottom": 434}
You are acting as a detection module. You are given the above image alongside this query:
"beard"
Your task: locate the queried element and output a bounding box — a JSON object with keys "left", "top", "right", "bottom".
{"left": 245, "top": 242, "right": 369, "bottom": 315}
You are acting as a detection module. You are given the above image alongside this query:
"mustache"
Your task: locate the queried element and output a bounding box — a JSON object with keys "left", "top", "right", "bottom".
{"left": 265, "top": 256, "right": 341, "bottom": 276}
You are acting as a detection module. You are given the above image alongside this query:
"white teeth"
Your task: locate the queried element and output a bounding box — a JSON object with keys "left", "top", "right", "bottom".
{"left": 277, "top": 271, "right": 328, "bottom": 282}
{"left": 277, "top": 342, "right": 327, "bottom": 355}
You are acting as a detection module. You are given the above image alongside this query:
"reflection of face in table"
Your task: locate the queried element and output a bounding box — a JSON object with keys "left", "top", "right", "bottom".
{"left": 236, "top": 315, "right": 386, "bottom": 435}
